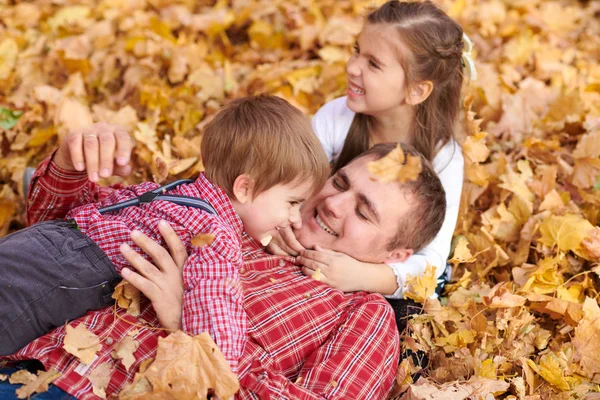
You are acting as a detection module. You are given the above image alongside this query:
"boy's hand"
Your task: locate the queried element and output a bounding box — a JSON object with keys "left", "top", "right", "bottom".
{"left": 119, "top": 221, "right": 188, "bottom": 331}
{"left": 53, "top": 122, "right": 133, "bottom": 182}
{"left": 266, "top": 225, "right": 306, "bottom": 256}
{"left": 297, "top": 245, "right": 365, "bottom": 292}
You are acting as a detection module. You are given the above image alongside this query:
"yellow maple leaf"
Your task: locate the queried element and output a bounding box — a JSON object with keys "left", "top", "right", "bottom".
{"left": 526, "top": 352, "right": 571, "bottom": 391}
{"left": 63, "top": 324, "right": 102, "bottom": 365}
{"left": 47, "top": 6, "right": 91, "bottom": 31}
{"left": 367, "top": 145, "right": 422, "bottom": 184}
{"left": 463, "top": 131, "right": 490, "bottom": 164}
{"left": 404, "top": 264, "right": 437, "bottom": 304}
{"left": 191, "top": 233, "right": 215, "bottom": 248}
{"left": 522, "top": 255, "right": 564, "bottom": 294}
{"left": 119, "top": 331, "right": 239, "bottom": 400}
{"left": 112, "top": 281, "right": 141, "bottom": 317}
{"left": 538, "top": 214, "right": 595, "bottom": 258}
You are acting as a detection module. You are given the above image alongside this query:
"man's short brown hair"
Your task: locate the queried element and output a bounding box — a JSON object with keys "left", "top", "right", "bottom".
{"left": 357, "top": 143, "right": 447, "bottom": 253}
{"left": 201, "top": 95, "right": 329, "bottom": 198}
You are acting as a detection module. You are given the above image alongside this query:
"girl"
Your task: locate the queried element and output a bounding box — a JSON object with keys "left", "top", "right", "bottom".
{"left": 272, "top": 0, "right": 470, "bottom": 306}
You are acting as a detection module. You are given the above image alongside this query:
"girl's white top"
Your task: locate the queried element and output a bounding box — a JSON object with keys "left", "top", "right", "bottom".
{"left": 312, "top": 96, "right": 464, "bottom": 299}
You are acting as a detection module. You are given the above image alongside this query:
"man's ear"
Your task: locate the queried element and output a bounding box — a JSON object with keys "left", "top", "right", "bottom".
{"left": 232, "top": 174, "right": 253, "bottom": 204}
{"left": 406, "top": 80, "right": 433, "bottom": 106}
{"left": 384, "top": 248, "right": 413, "bottom": 264}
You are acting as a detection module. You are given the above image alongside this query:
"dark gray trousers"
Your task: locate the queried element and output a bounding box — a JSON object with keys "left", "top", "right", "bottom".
{"left": 0, "top": 220, "right": 119, "bottom": 356}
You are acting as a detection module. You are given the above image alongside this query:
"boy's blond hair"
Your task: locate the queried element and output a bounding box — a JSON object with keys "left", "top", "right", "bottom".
{"left": 201, "top": 95, "right": 329, "bottom": 199}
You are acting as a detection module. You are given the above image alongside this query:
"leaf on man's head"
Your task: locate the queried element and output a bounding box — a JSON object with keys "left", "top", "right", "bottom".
{"left": 112, "top": 281, "right": 141, "bottom": 317}
{"left": 367, "top": 145, "right": 422, "bottom": 184}
{"left": 63, "top": 323, "right": 101, "bottom": 365}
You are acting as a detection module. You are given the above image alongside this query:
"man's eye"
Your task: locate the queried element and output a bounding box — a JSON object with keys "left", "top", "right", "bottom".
{"left": 289, "top": 201, "right": 300, "bottom": 206}
{"left": 356, "top": 208, "right": 368, "bottom": 220}
{"left": 353, "top": 44, "right": 359, "bottom": 53}
{"left": 332, "top": 179, "right": 344, "bottom": 190}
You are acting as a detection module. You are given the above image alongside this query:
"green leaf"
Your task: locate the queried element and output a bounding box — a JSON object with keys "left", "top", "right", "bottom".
{"left": 0, "top": 107, "right": 24, "bottom": 130}
{"left": 594, "top": 175, "right": 600, "bottom": 191}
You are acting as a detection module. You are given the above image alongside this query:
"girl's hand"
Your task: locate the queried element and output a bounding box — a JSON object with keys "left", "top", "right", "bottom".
{"left": 119, "top": 221, "right": 188, "bottom": 331}
{"left": 297, "top": 245, "right": 366, "bottom": 292}
{"left": 266, "top": 226, "right": 306, "bottom": 256}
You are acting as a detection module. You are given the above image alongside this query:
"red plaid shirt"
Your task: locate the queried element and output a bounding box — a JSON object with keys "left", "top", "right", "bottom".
{"left": 12, "top": 156, "right": 400, "bottom": 399}
{"left": 29, "top": 154, "right": 246, "bottom": 372}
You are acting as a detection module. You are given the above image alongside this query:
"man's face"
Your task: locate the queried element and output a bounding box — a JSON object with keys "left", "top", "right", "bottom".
{"left": 295, "top": 155, "right": 414, "bottom": 264}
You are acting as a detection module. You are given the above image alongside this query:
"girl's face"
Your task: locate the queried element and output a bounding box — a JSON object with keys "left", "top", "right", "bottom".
{"left": 345, "top": 24, "right": 411, "bottom": 117}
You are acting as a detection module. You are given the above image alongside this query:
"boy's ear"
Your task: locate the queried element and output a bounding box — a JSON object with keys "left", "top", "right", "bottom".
{"left": 384, "top": 248, "right": 413, "bottom": 264}
{"left": 232, "top": 174, "right": 253, "bottom": 204}
{"left": 406, "top": 80, "right": 434, "bottom": 106}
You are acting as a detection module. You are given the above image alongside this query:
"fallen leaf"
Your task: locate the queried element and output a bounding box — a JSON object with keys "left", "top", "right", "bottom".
{"left": 572, "top": 297, "right": 600, "bottom": 381}
{"left": 88, "top": 362, "right": 112, "bottom": 399}
{"left": 8, "top": 370, "right": 36, "bottom": 385}
{"left": 15, "top": 369, "right": 61, "bottom": 399}
{"left": 404, "top": 264, "right": 437, "bottom": 304}
{"left": 63, "top": 323, "right": 102, "bottom": 365}
{"left": 367, "top": 145, "right": 422, "bottom": 184}
{"left": 112, "top": 336, "right": 139, "bottom": 371}
{"left": 448, "top": 236, "right": 476, "bottom": 265}
{"left": 191, "top": 233, "right": 215, "bottom": 248}
{"left": 112, "top": 281, "right": 141, "bottom": 317}
{"left": 118, "top": 331, "right": 239, "bottom": 400}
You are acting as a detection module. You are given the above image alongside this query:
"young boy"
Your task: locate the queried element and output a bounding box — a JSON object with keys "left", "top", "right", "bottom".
{"left": 0, "top": 95, "right": 330, "bottom": 372}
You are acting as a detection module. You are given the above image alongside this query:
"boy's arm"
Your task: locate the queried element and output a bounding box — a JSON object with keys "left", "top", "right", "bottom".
{"left": 239, "top": 299, "right": 399, "bottom": 399}
{"left": 180, "top": 246, "right": 246, "bottom": 374}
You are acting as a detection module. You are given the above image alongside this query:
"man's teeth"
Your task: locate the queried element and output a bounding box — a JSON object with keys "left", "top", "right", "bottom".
{"left": 350, "top": 85, "right": 365, "bottom": 95}
{"left": 315, "top": 214, "right": 337, "bottom": 236}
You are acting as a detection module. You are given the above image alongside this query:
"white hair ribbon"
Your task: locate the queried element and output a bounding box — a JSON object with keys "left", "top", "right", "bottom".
{"left": 461, "top": 33, "right": 477, "bottom": 81}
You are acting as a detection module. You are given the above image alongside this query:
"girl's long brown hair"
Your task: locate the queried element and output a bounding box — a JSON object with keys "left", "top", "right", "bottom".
{"left": 332, "top": 0, "right": 464, "bottom": 173}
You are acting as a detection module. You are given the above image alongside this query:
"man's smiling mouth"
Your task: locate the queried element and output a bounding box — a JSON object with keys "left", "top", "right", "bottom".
{"left": 315, "top": 212, "right": 338, "bottom": 236}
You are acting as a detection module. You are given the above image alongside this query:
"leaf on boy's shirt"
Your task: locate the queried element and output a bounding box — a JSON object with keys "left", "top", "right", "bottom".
{"left": 88, "top": 362, "right": 112, "bottom": 400}
{"left": 367, "top": 145, "right": 422, "bottom": 184}
{"left": 118, "top": 331, "right": 239, "bottom": 400}
{"left": 63, "top": 323, "right": 102, "bottom": 365}
{"left": 192, "top": 233, "right": 215, "bottom": 248}
{"left": 14, "top": 368, "right": 61, "bottom": 399}
{"left": 404, "top": 264, "right": 437, "bottom": 304}
{"left": 0, "top": 373, "right": 7, "bottom": 381}
{"left": 112, "top": 336, "right": 139, "bottom": 372}
{"left": 154, "top": 156, "right": 170, "bottom": 184}
{"left": 8, "top": 370, "right": 36, "bottom": 385}
{"left": 112, "top": 281, "right": 141, "bottom": 317}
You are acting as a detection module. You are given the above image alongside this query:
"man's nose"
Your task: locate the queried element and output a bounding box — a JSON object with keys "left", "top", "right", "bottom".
{"left": 323, "top": 192, "right": 350, "bottom": 219}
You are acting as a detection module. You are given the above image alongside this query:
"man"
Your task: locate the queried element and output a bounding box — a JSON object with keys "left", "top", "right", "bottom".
{"left": 5, "top": 125, "right": 446, "bottom": 399}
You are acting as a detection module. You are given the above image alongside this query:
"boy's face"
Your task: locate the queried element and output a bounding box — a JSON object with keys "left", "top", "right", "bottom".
{"left": 239, "top": 179, "right": 314, "bottom": 245}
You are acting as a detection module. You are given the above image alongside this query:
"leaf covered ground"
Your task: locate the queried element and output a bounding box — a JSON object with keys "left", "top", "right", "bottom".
{"left": 0, "top": 0, "right": 599, "bottom": 398}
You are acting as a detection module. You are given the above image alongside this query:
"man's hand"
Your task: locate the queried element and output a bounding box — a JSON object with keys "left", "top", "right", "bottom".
{"left": 266, "top": 226, "right": 306, "bottom": 256}
{"left": 53, "top": 122, "right": 133, "bottom": 182}
{"left": 119, "top": 221, "right": 188, "bottom": 331}
{"left": 297, "top": 245, "right": 366, "bottom": 292}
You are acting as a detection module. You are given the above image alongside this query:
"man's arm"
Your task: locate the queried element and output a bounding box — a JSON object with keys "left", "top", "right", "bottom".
{"left": 26, "top": 122, "right": 133, "bottom": 225}
{"left": 239, "top": 298, "right": 400, "bottom": 399}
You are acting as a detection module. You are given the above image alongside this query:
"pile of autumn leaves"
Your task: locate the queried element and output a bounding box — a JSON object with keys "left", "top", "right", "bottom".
{"left": 1, "top": 0, "right": 600, "bottom": 398}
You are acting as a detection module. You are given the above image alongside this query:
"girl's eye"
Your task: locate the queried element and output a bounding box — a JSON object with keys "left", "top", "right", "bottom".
{"left": 289, "top": 201, "right": 300, "bottom": 206}
{"left": 369, "top": 60, "right": 379, "bottom": 69}
{"left": 353, "top": 44, "right": 359, "bottom": 53}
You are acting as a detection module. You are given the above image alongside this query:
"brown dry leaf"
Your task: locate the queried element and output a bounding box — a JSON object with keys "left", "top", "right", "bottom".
{"left": 191, "top": 233, "right": 215, "bottom": 248}
{"left": 118, "top": 331, "right": 239, "bottom": 400}
{"left": 15, "top": 369, "right": 62, "bottom": 399}
{"left": 112, "top": 336, "right": 139, "bottom": 372}
{"left": 88, "top": 362, "right": 112, "bottom": 399}
{"left": 404, "top": 264, "right": 437, "bottom": 304}
{"left": 367, "top": 145, "right": 422, "bottom": 184}
{"left": 573, "top": 130, "right": 600, "bottom": 159}
{"left": 582, "top": 227, "right": 600, "bottom": 261}
{"left": 448, "top": 236, "right": 476, "bottom": 265}
{"left": 63, "top": 323, "right": 102, "bottom": 364}
{"left": 572, "top": 297, "right": 600, "bottom": 381}
{"left": 112, "top": 281, "right": 141, "bottom": 317}
{"left": 8, "top": 370, "right": 36, "bottom": 385}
